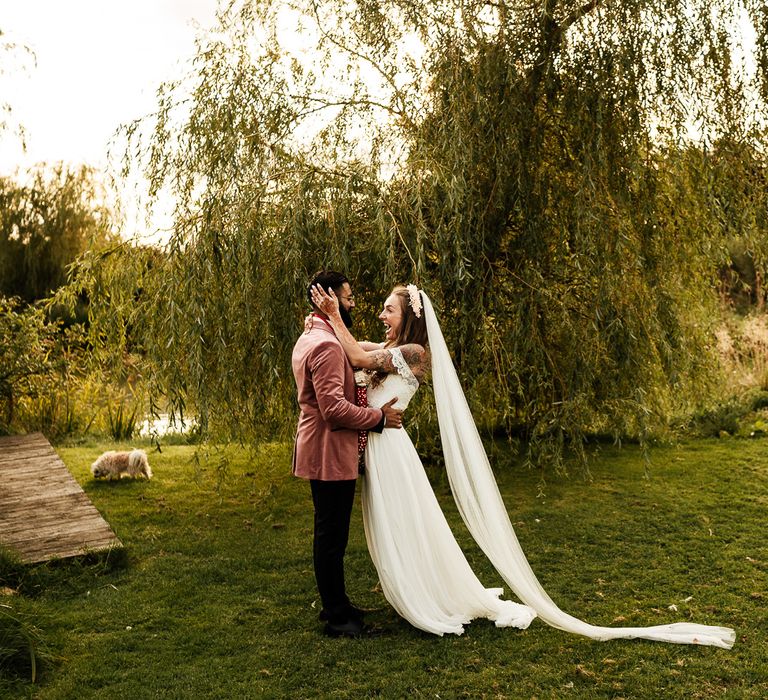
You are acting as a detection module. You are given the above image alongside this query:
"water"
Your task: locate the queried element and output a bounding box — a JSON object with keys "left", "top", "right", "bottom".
{"left": 137, "top": 413, "right": 196, "bottom": 437}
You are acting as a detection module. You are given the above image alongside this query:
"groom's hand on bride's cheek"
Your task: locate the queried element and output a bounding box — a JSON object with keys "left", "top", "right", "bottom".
{"left": 382, "top": 397, "right": 403, "bottom": 429}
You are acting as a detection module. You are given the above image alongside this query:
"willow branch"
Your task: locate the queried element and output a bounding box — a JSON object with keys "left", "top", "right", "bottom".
{"left": 308, "top": 0, "right": 415, "bottom": 130}
{"left": 532, "top": 0, "right": 603, "bottom": 68}
{"left": 294, "top": 95, "right": 406, "bottom": 121}
{"left": 561, "top": 0, "right": 602, "bottom": 36}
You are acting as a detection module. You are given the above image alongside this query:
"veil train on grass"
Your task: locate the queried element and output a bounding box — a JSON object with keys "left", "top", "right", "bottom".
{"left": 421, "top": 290, "right": 735, "bottom": 649}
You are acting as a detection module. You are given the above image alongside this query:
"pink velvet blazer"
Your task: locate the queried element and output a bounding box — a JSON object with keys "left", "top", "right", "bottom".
{"left": 291, "top": 321, "right": 383, "bottom": 481}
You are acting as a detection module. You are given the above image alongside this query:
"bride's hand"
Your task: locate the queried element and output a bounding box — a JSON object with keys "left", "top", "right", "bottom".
{"left": 310, "top": 284, "right": 340, "bottom": 316}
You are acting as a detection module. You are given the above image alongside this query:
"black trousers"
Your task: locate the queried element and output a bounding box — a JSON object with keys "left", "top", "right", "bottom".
{"left": 310, "top": 478, "right": 357, "bottom": 620}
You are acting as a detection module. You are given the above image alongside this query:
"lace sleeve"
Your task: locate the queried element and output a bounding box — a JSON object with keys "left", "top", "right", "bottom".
{"left": 389, "top": 348, "right": 419, "bottom": 390}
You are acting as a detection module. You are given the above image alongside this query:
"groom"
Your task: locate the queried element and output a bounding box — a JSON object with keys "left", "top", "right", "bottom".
{"left": 292, "top": 270, "right": 403, "bottom": 638}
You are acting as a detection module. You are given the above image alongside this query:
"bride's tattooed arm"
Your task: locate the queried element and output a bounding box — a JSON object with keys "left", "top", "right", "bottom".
{"left": 367, "top": 345, "right": 428, "bottom": 382}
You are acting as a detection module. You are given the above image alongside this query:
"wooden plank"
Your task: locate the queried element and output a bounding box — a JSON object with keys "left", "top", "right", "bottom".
{"left": 21, "top": 540, "right": 120, "bottom": 558}
{"left": 2, "top": 471, "right": 78, "bottom": 488}
{"left": 5, "top": 523, "right": 119, "bottom": 547}
{"left": 0, "top": 485, "right": 88, "bottom": 507}
{"left": 0, "top": 509, "right": 115, "bottom": 537}
{"left": 0, "top": 507, "right": 115, "bottom": 537}
{"left": 0, "top": 434, "right": 48, "bottom": 448}
{"left": 0, "top": 435, "right": 54, "bottom": 449}
{"left": 19, "top": 539, "right": 121, "bottom": 564}
{"left": 0, "top": 433, "right": 122, "bottom": 563}
{"left": 0, "top": 453, "right": 63, "bottom": 467}
{"left": 1, "top": 473, "right": 81, "bottom": 490}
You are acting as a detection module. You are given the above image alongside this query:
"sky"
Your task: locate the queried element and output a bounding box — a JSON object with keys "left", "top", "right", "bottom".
{"left": 1, "top": 0, "right": 220, "bottom": 238}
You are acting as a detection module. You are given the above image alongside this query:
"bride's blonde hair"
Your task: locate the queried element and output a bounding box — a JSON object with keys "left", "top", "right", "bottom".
{"left": 384, "top": 285, "right": 428, "bottom": 349}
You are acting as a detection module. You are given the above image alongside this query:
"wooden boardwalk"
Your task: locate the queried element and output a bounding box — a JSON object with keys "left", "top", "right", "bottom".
{"left": 0, "top": 433, "right": 122, "bottom": 563}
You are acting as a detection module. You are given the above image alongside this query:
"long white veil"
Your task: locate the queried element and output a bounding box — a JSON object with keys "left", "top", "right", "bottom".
{"left": 421, "top": 291, "right": 735, "bottom": 648}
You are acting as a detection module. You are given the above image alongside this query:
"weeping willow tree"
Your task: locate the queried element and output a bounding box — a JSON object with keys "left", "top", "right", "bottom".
{"left": 62, "top": 0, "right": 768, "bottom": 462}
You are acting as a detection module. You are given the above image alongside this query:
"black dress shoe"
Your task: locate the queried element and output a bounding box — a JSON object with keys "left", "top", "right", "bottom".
{"left": 318, "top": 604, "right": 366, "bottom": 623}
{"left": 323, "top": 618, "right": 365, "bottom": 638}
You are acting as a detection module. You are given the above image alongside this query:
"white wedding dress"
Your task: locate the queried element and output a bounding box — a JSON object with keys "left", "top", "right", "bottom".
{"left": 361, "top": 348, "right": 537, "bottom": 635}
{"left": 357, "top": 291, "right": 735, "bottom": 649}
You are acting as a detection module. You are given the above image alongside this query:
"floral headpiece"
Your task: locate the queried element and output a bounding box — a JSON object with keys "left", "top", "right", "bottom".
{"left": 406, "top": 284, "right": 422, "bottom": 318}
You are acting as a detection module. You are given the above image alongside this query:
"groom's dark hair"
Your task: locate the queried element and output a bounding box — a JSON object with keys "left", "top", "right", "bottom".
{"left": 307, "top": 270, "right": 349, "bottom": 305}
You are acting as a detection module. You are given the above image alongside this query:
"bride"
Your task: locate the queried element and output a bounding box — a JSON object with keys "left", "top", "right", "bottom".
{"left": 311, "top": 283, "right": 735, "bottom": 648}
{"left": 312, "top": 282, "right": 536, "bottom": 635}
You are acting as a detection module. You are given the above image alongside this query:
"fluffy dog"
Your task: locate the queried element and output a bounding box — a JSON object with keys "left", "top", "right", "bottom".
{"left": 91, "top": 449, "right": 152, "bottom": 480}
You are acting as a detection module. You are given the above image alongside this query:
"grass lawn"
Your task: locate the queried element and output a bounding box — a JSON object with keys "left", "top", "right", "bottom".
{"left": 1, "top": 436, "right": 766, "bottom": 699}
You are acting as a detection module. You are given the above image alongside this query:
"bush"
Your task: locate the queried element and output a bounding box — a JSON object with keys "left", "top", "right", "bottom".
{"left": 683, "top": 389, "right": 768, "bottom": 438}
{"left": 688, "top": 398, "right": 751, "bottom": 437}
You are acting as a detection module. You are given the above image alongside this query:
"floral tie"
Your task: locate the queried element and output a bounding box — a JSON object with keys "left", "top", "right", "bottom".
{"left": 354, "top": 372, "right": 368, "bottom": 474}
